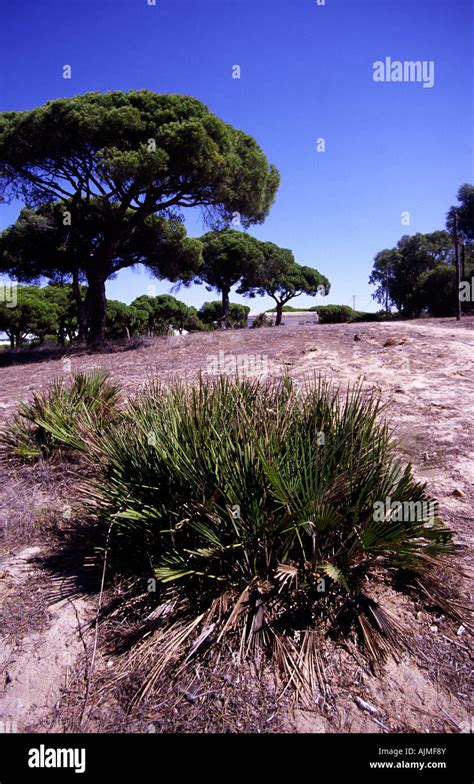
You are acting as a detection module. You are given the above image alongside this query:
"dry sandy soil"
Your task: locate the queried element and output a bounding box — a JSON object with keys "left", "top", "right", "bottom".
{"left": 0, "top": 317, "right": 472, "bottom": 734}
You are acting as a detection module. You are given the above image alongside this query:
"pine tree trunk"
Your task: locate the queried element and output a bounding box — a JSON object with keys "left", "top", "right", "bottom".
{"left": 86, "top": 273, "right": 107, "bottom": 347}
{"left": 221, "top": 287, "right": 230, "bottom": 329}
{"left": 275, "top": 303, "right": 283, "bottom": 326}
{"left": 72, "top": 268, "right": 87, "bottom": 343}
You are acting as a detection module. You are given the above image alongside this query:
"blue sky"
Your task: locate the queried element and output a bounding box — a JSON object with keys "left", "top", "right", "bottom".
{"left": 0, "top": 0, "right": 472, "bottom": 313}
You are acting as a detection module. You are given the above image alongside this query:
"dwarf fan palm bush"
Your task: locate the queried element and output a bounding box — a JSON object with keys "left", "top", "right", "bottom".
{"left": 0, "top": 371, "right": 122, "bottom": 460}
{"left": 82, "top": 375, "right": 453, "bottom": 700}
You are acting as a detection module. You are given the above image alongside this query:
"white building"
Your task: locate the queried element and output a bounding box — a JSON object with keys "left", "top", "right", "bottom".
{"left": 247, "top": 311, "right": 319, "bottom": 328}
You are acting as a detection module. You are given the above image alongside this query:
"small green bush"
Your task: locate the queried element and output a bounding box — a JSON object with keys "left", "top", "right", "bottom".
{"left": 0, "top": 371, "right": 122, "bottom": 460}
{"left": 351, "top": 310, "right": 394, "bottom": 323}
{"left": 266, "top": 305, "right": 306, "bottom": 313}
{"left": 312, "top": 306, "right": 390, "bottom": 324}
{"left": 312, "top": 304, "right": 354, "bottom": 323}
{"left": 251, "top": 312, "right": 273, "bottom": 328}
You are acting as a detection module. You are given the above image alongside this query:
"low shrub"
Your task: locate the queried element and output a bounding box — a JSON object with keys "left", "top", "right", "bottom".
{"left": 251, "top": 312, "right": 274, "bottom": 328}
{"left": 312, "top": 305, "right": 354, "bottom": 323}
{"left": 0, "top": 371, "right": 122, "bottom": 460}
{"left": 312, "top": 306, "right": 392, "bottom": 324}
{"left": 81, "top": 375, "right": 453, "bottom": 698}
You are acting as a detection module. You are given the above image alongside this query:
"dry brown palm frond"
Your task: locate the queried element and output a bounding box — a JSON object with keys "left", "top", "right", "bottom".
{"left": 206, "top": 592, "right": 233, "bottom": 626}
{"left": 184, "top": 623, "right": 216, "bottom": 662}
{"left": 409, "top": 552, "right": 473, "bottom": 579}
{"left": 356, "top": 599, "right": 407, "bottom": 665}
{"left": 271, "top": 630, "right": 302, "bottom": 693}
{"left": 292, "top": 630, "right": 326, "bottom": 703}
{"left": 132, "top": 613, "right": 205, "bottom": 706}
{"left": 412, "top": 575, "right": 473, "bottom": 630}
{"left": 270, "top": 627, "right": 329, "bottom": 705}
{"left": 216, "top": 586, "right": 251, "bottom": 642}
{"left": 275, "top": 563, "right": 299, "bottom": 592}
{"left": 357, "top": 613, "right": 390, "bottom": 664}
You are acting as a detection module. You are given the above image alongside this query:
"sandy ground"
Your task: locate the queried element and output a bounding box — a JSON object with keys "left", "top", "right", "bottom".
{"left": 0, "top": 317, "right": 472, "bottom": 733}
{"left": 0, "top": 546, "right": 91, "bottom": 732}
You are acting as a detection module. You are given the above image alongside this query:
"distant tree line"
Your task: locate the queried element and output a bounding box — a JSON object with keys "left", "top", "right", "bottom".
{"left": 369, "top": 185, "right": 474, "bottom": 317}
{"left": 0, "top": 219, "right": 330, "bottom": 346}
{"left": 0, "top": 284, "right": 255, "bottom": 349}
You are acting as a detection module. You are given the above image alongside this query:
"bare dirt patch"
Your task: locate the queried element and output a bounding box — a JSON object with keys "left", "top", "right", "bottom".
{"left": 0, "top": 546, "right": 93, "bottom": 732}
